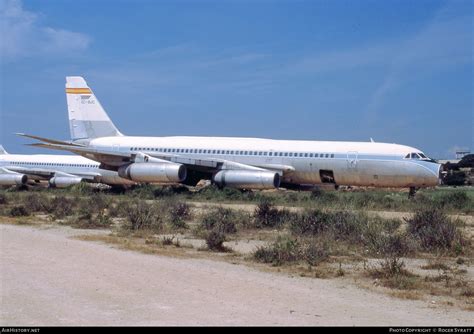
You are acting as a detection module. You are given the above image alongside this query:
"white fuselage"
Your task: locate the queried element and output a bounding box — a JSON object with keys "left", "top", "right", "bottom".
{"left": 0, "top": 153, "right": 133, "bottom": 186}
{"left": 84, "top": 136, "right": 441, "bottom": 188}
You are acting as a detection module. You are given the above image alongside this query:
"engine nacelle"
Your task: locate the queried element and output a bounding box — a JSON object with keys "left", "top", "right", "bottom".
{"left": 118, "top": 163, "right": 187, "bottom": 183}
{"left": 0, "top": 174, "right": 28, "bottom": 186}
{"left": 213, "top": 170, "right": 280, "bottom": 190}
{"left": 49, "top": 176, "right": 83, "bottom": 188}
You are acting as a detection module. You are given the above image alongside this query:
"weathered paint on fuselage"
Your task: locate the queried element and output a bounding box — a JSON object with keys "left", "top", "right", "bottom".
{"left": 84, "top": 136, "right": 441, "bottom": 188}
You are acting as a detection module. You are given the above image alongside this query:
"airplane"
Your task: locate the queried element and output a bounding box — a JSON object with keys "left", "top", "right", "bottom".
{"left": 0, "top": 145, "right": 134, "bottom": 188}
{"left": 19, "top": 76, "right": 442, "bottom": 195}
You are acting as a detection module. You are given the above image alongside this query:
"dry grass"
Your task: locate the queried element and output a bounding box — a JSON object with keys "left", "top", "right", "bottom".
{"left": 389, "top": 290, "right": 423, "bottom": 300}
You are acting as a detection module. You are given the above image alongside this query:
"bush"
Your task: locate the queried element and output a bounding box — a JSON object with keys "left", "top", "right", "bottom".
{"left": 0, "top": 193, "right": 7, "bottom": 205}
{"left": 254, "top": 236, "right": 301, "bottom": 266}
{"left": 153, "top": 185, "right": 189, "bottom": 198}
{"left": 436, "top": 190, "right": 470, "bottom": 210}
{"left": 166, "top": 200, "right": 191, "bottom": 229}
{"left": 85, "top": 194, "right": 111, "bottom": 214}
{"left": 288, "top": 210, "right": 328, "bottom": 236}
{"left": 200, "top": 207, "right": 239, "bottom": 234}
{"left": 254, "top": 236, "right": 329, "bottom": 266}
{"left": 9, "top": 205, "right": 30, "bottom": 217}
{"left": 69, "top": 182, "right": 97, "bottom": 195}
{"left": 370, "top": 232, "right": 415, "bottom": 257}
{"left": 69, "top": 211, "right": 112, "bottom": 229}
{"left": 253, "top": 199, "right": 290, "bottom": 228}
{"left": 368, "top": 257, "right": 419, "bottom": 290}
{"left": 301, "top": 239, "right": 330, "bottom": 266}
{"left": 23, "top": 193, "right": 50, "bottom": 212}
{"left": 406, "top": 209, "right": 466, "bottom": 253}
{"left": 128, "top": 184, "right": 157, "bottom": 199}
{"left": 289, "top": 209, "right": 366, "bottom": 241}
{"left": 47, "top": 196, "right": 76, "bottom": 219}
{"left": 125, "top": 200, "right": 163, "bottom": 231}
{"left": 205, "top": 229, "right": 228, "bottom": 252}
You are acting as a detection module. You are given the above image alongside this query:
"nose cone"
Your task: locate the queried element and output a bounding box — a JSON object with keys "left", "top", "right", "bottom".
{"left": 419, "top": 161, "right": 442, "bottom": 187}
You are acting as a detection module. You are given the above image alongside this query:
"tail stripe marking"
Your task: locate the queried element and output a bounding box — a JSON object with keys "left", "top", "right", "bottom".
{"left": 66, "top": 88, "right": 92, "bottom": 94}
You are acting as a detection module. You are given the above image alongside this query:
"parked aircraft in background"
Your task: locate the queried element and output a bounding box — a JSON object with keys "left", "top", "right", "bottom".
{"left": 20, "top": 76, "right": 441, "bottom": 195}
{"left": 0, "top": 145, "right": 134, "bottom": 188}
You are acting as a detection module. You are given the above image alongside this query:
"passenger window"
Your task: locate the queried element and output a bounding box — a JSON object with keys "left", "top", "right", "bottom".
{"left": 331, "top": 154, "right": 334, "bottom": 158}
{"left": 284, "top": 153, "right": 288, "bottom": 157}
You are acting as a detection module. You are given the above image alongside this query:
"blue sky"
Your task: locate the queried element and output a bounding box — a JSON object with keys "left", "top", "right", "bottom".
{"left": 0, "top": 0, "right": 472, "bottom": 158}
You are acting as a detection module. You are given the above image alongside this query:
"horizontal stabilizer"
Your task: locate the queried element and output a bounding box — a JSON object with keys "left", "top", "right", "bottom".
{"left": 16, "top": 133, "right": 85, "bottom": 146}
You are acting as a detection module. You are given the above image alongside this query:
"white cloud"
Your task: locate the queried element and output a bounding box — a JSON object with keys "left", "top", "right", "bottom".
{"left": 364, "top": 5, "right": 473, "bottom": 122}
{"left": 0, "top": 0, "right": 91, "bottom": 60}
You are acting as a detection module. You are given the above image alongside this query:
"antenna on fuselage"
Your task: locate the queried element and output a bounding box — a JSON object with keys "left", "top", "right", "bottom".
{"left": 370, "top": 138, "right": 375, "bottom": 143}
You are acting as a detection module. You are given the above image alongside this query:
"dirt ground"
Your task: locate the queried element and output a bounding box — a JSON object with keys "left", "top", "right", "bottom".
{"left": 1, "top": 224, "right": 472, "bottom": 326}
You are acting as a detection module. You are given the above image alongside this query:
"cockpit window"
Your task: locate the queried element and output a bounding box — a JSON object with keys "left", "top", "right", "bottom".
{"left": 405, "top": 152, "right": 430, "bottom": 160}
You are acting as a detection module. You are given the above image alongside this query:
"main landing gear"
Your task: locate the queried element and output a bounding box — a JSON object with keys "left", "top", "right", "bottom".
{"left": 408, "top": 186, "right": 418, "bottom": 198}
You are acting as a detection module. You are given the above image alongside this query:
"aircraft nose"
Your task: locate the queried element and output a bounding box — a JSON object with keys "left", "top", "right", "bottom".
{"left": 424, "top": 162, "right": 442, "bottom": 186}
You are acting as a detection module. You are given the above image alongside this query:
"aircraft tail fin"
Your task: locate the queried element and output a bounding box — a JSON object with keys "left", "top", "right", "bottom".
{"left": 66, "top": 76, "right": 123, "bottom": 141}
{"left": 0, "top": 145, "right": 8, "bottom": 155}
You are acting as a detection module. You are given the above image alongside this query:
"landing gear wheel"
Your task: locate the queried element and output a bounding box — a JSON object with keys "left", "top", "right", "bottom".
{"left": 408, "top": 187, "right": 417, "bottom": 198}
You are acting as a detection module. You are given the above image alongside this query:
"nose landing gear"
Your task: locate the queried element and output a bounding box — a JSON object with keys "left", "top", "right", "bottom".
{"left": 408, "top": 186, "right": 418, "bottom": 198}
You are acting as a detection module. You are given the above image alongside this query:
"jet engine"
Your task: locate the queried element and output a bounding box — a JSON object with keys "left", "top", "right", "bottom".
{"left": 118, "top": 163, "right": 187, "bottom": 183}
{"left": 49, "top": 176, "right": 83, "bottom": 188}
{"left": 0, "top": 174, "right": 28, "bottom": 186}
{"left": 212, "top": 170, "right": 280, "bottom": 189}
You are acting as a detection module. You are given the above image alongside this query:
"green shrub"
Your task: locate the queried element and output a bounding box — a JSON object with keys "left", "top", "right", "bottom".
{"left": 153, "top": 185, "right": 189, "bottom": 198}
{"left": 125, "top": 200, "right": 163, "bottom": 231}
{"left": 301, "top": 239, "right": 330, "bottom": 266}
{"left": 24, "top": 193, "right": 50, "bottom": 212}
{"left": 205, "top": 229, "right": 228, "bottom": 252}
{"left": 289, "top": 209, "right": 366, "bottom": 241}
{"left": 31, "top": 196, "right": 77, "bottom": 219}
{"left": 166, "top": 200, "right": 191, "bottom": 229}
{"left": 288, "top": 210, "right": 328, "bottom": 236}
{"left": 9, "top": 205, "right": 30, "bottom": 217}
{"left": 254, "top": 235, "right": 301, "bottom": 266}
{"left": 406, "top": 209, "right": 466, "bottom": 253}
{"left": 253, "top": 199, "right": 290, "bottom": 228}
{"left": 69, "top": 211, "right": 112, "bottom": 229}
{"left": 200, "top": 207, "right": 239, "bottom": 234}
{"left": 368, "top": 257, "right": 419, "bottom": 290}
{"left": 254, "top": 235, "right": 330, "bottom": 266}
{"left": 0, "top": 193, "right": 7, "bottom": 205}
{"left": 436, "top": 190, "right": 470, "bottom": 210}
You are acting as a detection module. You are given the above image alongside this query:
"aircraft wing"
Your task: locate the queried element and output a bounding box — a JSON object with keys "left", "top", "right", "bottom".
{"left": 0, "top": 166, "right": 100, "bottom": 182}
{"left": 23, "top": 138, "right": 295, "bottom": 176}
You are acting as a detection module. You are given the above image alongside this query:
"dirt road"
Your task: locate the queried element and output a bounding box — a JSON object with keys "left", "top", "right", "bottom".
{"left": 1, "top": 224, "right": 472, "bottom": 326}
